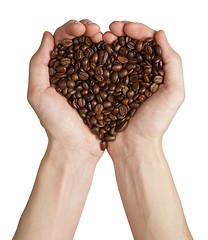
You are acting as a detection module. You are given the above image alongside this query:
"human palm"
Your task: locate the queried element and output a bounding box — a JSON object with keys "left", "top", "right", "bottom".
{"left": 28, "top": 19, "right": 103, "bottom": 160}
{"left": 102, "top": 22, "right": 185, "bottom": 158}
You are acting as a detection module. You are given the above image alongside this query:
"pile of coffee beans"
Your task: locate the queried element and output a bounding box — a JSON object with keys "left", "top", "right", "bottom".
{"left": 49, "top": 35, "right": 164, "bottom": 150}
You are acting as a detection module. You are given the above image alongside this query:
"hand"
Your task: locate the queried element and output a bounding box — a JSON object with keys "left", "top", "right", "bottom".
{"left": 28, "top": 19, "right": 103, "bottom": 163}
{"left": 103, "top": 21, "right": 185, "bottom": 160}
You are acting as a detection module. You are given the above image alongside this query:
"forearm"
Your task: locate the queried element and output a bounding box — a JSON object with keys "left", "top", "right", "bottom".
{"left": 13, "top": 140, "right": 97, "bottom": 240}
{"left": 113, "top": 138, "right": 193, "bottom": 240}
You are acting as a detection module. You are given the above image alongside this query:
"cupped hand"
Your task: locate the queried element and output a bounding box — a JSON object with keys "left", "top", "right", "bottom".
{"left": 28, "top": 19, "right": 103, "bottom": 162}
{"left": 103, "top": 21, "right": 185, "bottom": 160}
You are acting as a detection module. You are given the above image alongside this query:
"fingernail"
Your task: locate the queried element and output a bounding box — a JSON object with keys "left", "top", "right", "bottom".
{"left": 121, "top": 20, "right": 130, "bottom": 23}
{"left": 71, "top": 20, "right": 79, "bottom": 23}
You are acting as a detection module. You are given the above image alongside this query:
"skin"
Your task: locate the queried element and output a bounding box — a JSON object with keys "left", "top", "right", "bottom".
{"left": 13, "top": 19, "right": 103, "bottom": 240}
{"left": 13, "top": 20, "right": 193, "bottom": 240}
{"left": 104, "top": 21, "right": 193, "bottom": 239}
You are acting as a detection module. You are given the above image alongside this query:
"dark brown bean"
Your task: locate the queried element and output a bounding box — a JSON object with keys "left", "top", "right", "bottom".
{"left": 119, "top": 69, "right": 128, "bottom": 78}
{"left": 94, "top": 104, "right": 104, "bottom": 114}
{"left": 153, "top": 76, "right": 163, "bottom": 84}
{"left": 100, "top": 141, "right": 108, "bottom": 151}
{"left": 116, "top": 121, "right": 128, "bottom": 132}
{"left": 78, "top": 71, "right": 89, "bottom": 80}
{"left": 150, "top": 83, "right": 159, "bottom": 92}
{"left": 105, "top": 135, "right": 116, "bottom": 142}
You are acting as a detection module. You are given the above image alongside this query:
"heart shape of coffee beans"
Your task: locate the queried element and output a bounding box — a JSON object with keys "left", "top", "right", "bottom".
{"left": 49, "top": 35, "right": 164, "bottom": 150}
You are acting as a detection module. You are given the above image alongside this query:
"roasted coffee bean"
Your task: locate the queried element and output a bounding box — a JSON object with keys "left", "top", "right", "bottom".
{"left": 119, "top": 105, "right": 128, "bottom": 116}
{"left": 49, "top": 36, "right": 164, "bottom": 150}
{"left": 78, "top": 71, "right": 89, "bottom": 80}
{"left": 100, "top": 91, "right": 108, "bottom": 100}
{"left": 71, "top": 73, "right": 79, "bottom": 81}
{"left": 136, "top": 41, "right": 143, "bottom": 52}
{"left": 119, "top": 69, "right": 128, "bottom": 78}
{"left": 90, "top": 116, "right": 97, "bottom": 125}
{"left": 78, "top": 107, "right": 88, "bottom": 118}
{"left": 116, "top": 121, "right": 128, "bottom": 132}
{"left": 130, "top": 102, "right": 140, "bottom": 108}
{"left": 112, "top": 64, "right": 123, "bottom": 72}
{"left": 103, "top": 101, "right": 112, "bottom": 108}
{"left": 128, "top": 108, "right": 137, "bottom": 117}
{"left": 126, "top": 90, "right": 135, "bottom": 98}
{"left": 94, "top": 104, "right": 104, "bottom": 114}
{"left": 91, "top": 126, "right": 99, "bottom": 135}
{"left": 98, "top": 50, "right": 108, "bottom": 65}
{"left": 84, "top": 93, "right": 95, "bottom": 101}
{"left": 150, "top": 83, "right": 159, "bottom": 92}
{"left": 153, "top": 76, "right": 163, "bottom": 84}
{"left": 93, "top": 84, "right": 100, "bottom": 94}
{"left": 117, "top": 55, "right": 128, "bottom": 64}
{"left": 62, "top": 39, "right": 73, "bottom": 47}
{"left": 78, "top": 98, "right": 86, "bottom": 107}
{"left": 105, "top": 135, "right": 116, "bottom": 142}
{"left": 49, "top": 67, "right": 56, "bottom": 76}
{"left": 60, "top": 58, "right": 71, "bottom": 66}
{"left": 154, "top": 45, "right": 162, "bottom": 56}
{"left": 145, "top": 89, "right": 152, "bottom": 98}
{"left": 100, "top": 140, "right": 108, "bottom": 150}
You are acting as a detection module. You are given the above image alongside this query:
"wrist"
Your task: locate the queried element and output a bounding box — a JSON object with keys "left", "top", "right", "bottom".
{"left": 43, "top": 138, "right": 98, "bottom": 175}
{"left": 111, "top": 136, "right": 163, "bottom": 165}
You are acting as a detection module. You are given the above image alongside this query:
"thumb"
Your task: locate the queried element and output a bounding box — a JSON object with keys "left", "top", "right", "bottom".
{"left": 28, "top": 31, "right": 54, "bottom": 97}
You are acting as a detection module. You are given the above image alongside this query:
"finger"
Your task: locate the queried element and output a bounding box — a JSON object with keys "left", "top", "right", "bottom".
{"left": 80, "top": 19, "right": 101, "bottom": 37}
{"left": 91, "top": 32, "right": 103, "bottom": 43}
{"left": 155, "top": 30, "right": 184, "bottom": 91}
{"left": 103, "top": 31, "right": 117, "bottom": 44}
{"left": 109, "top": 21, "right": 128, "bottom": 36}
{"left": 123, "top": 22, "right": 155, "bottom": 40}
{"left": 28, "top": 31, "right": 54, "bottom": 96}
{"left": 54, "top": 20, "right": 85, "bottom": 45}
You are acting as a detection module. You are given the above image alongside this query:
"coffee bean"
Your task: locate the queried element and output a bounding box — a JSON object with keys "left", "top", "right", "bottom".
{"left": 112, "top": 64, "right": 123, "bottom": 71}
{"left": 98, "top": 50, "right": 108, "bottom": 65}
{"left": 90, "top": 116, "right": 97, "bottom": 125}
{"left": 119, "top": 69, "right": 128, "bottom": 78}
{"left": 154, "top": 45, "right": 162, "bottom": 56}
{"left": 93, "top": 84, "right": 100, "bottom": 94}
{"left": 84, "top": 93, "right": 95, "bottom": 101}
{"left": 118, "top": 55, "right": 128, "bottom": 64}
{"left": 153, "top": 76, "right": 163, "bottom": 84}
{"left": 130, "top": 102, "right": 140, "bottom": 108}
{"left": 128, "top": 108, "right": 137, "bottom": 117}
{"left": 49, "top": 67, "right": 56, "bottom": 76}
{"left": 94, "top": 104, "right": 104, "bottom": 114}
{"left": 100, "top": 141, "right": 108, "bottom": 151}
{"left": 126, "top": 90, "right": 135, "bottom": 98}
{"left": 78, "top": 71, "right": 89, "bottom": 80}
{"left": 78, "top": 98, "right": 86, "bottom": 107}
{"left": 78, "top": 107, "right": 88, "bottom": 118}
{"left": 91, "top": 126, "right": 99, "bottom": 135}
{"left": 105, "top": 135, "right": 116, "bottom": 142}
{"left": 111, "top": 71, "right": 118, "bottom": 83}
{"left": 103, "top": 101, "right": 112, "bottom": 108}
{"left": 119, "top": 105, "right": 128, "bottom": 116}
{"left": 60, "top": 58, "right": 71, "bottom": 66}
{"left": 72, "top": 73, "right": 79, "bottom": 81}
{"left": 150, "top": 83, "right": 159, "bottom": 92}
{"left": 49, "top": 36, "right": 164, "bottom": 150}
{"left": 62, "top": 39, "right": 73, "bottom": 47}
{"left": 116, "top": 121, "right": 128, "bottom": 132}
{"left": 136, "top": 41, "right": 143, "bottom": 52}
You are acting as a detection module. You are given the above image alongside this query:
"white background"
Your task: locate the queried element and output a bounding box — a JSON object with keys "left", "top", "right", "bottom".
{"left": 0, "top": 0, "right": 208, "bottom": 239}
